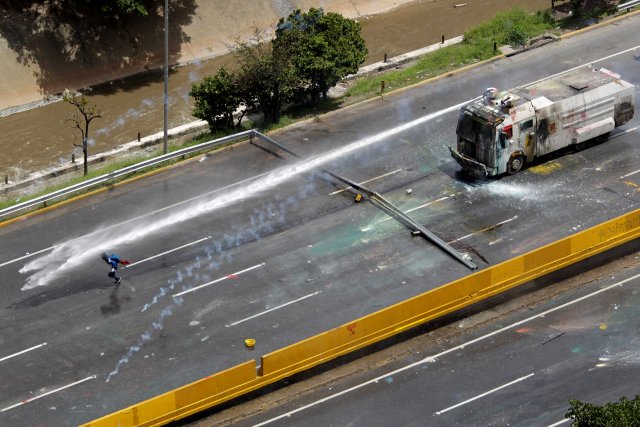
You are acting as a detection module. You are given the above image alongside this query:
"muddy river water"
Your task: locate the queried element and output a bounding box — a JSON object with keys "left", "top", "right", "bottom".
{"left": 0, "top": 0, "right": 549, "bottom": 179}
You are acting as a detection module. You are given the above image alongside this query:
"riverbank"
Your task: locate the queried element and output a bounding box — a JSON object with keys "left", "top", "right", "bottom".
{"left": 0, "top": 0, "right": 554, "bottom": 185}
{"left": 0, "top": 0, "right": 416, "bottom": 114}
{"left": 2, "top": 3, "right": 640, "bottom": 216}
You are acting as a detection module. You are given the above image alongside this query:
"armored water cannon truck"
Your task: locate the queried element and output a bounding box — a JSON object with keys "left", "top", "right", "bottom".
{"left": 449, "top": 67, "right": 635, "bottom": 176}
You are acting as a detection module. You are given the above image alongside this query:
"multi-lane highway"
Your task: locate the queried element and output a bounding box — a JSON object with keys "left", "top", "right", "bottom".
{"left": 0, "top": 14, "right": 639, "bottom": 426}
{"left": 223, "top": 244, "right": 640, "bottom": 427}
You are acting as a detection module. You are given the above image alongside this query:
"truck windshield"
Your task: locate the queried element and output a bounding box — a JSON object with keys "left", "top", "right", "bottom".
{"left": 456, "top": 111, "right": 495, "bottom": 147}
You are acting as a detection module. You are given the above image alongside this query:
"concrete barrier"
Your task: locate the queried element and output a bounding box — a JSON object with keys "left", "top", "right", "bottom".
{"left": 82, "top": 209, "right": 640, "bottom": 426}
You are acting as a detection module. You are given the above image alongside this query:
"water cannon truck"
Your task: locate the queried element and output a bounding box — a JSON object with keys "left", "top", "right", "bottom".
{"left": 449, "top": 67, "right": 635, "bottom": 176}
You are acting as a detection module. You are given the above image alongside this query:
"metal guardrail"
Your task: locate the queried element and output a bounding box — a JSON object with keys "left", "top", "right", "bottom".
{"left": 619, "top": 0, "right": 640, "bottom": 11}
{"left": 0, "top": 129, "right": 256, "bottom": 220}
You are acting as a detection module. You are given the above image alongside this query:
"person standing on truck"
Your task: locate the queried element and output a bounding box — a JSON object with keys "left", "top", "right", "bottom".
{"left": 101, "top": 253, "right": 130, "bottom": 286}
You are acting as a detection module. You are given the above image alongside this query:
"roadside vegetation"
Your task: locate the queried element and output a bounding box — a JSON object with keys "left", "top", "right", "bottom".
{"left": 345, "top": 8, "right": 556, "bottom": 99}
{"left": 62, "top": 90, "right": 103, "bottom": 176}
{"left": 566, "top": 395, "right": 640, "bottom": 426}
{"left": 0, "top": 4, "right": 632, "bottom": 217}
{"left": 190, "top": 8, "right": 367, "bottom": 132}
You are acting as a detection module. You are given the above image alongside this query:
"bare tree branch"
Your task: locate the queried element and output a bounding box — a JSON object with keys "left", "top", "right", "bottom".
{"left": 63, "top": 89, "right": 103, "bottom": 175}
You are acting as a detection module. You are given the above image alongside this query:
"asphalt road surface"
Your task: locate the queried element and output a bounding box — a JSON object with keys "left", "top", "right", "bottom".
{"left": 0, "top": 15, "right": 639, "bottom": 426}
{"left": 225, "top": 244, "right": 640, "bottom": 427}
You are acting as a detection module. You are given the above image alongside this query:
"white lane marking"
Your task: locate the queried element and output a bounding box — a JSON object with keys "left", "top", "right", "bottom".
{"left": 547, "top": 419, "right": 571, "bottom": 427}
{"left": 0, "top": 247, "right": 53, "bottom": 268}
{"left": 404, "top": 195, "right": 454, "bottom": 214}
{"left": 1, "top": 374, "right": 96, "bottom": 412}
{"left": 435, "top": 373, "right": 535, "bottom": 415}
{"left": 526, "top": 45, "right": 640, "bottom": 87}
{"left": 0, "top": 342, "right": 47, "bottom": 363}
{"left": 618, "top": 126, "right": 640, "bottom": 178}
{"left": 172, "top": 263, "right": 266, "bottom": 297}
{"left": 448, "top": 215, "right": 518, "bottom": 244}
{"left": 126, "top": 236, "right": 212, "bottom": 268}
{"left": 612, "top": 124, "right": 640, "bottom": 142}
{"left": 227, "top": 291, "right": 321, "bottom": 327}
{"left": 251, "top": 271, "right": 638, "bottom": 426}
{"left": 0, "top": 171, "right": 276, "bottom": 269}
{"left": 329, "top": 169, "right": 403, "bottom": 195}
{"left": 621, "top": 169, "right": 640, "bottom": 179}
{"left": 360, "top": 195, "right": 454, "bottom": 231}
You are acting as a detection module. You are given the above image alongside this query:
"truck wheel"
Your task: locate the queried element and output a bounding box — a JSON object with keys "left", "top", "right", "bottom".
{"left": 507, "top": 155, "right": 523, "bottom": 175}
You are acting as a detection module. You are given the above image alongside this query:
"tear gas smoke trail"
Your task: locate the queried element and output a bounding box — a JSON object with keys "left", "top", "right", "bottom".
{"left": 106, "top": 190, "right": 308, "bottom": 381}
{"left": 19, "top": 100, "right": 469, "bottom": 290}
{"left": 138, "top": 186, "right": 311, "bottom": 314}
{"left": 105, "top": 302, "right": 180, "bottom": 382}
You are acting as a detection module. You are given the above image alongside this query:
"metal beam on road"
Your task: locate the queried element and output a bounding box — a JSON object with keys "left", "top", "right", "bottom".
{"left": 252, "top": 131, "right": 477, "bottom": 270}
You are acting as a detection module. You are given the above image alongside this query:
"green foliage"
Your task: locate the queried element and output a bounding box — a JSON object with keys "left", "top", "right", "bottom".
{"left": 232, "top": 32, "right": 300, "bottom": 125}
{"left": 276, "top": 8, "right": 368, "bottom": 100}
{"left": 507, "top": 25, "right": 528, "bottom": 47}
{"left": 71, "top": 0, "right": 150, "bottom": 16}
{"left": 464, "top": 8, "right": 555, "bottom": 48}
{"left": 347, "top": 8, "right": 555, "bottom": 99}
{"left": 566, "top": 0, "right": 618, "bottom": 21}
{"left": 10, "top": 0, "right": 154, "bottom": 18}
{"left": 190, "top": 67, "right": 246, "bottom": 132}
{"left": 198, "top": 8, "right": 367, "bottom": 125}
{"left": 566, "top": 396, "right": 640, "bottom": 427}
{"left": 347, "top": 42, "right": 489, "bottom": 98}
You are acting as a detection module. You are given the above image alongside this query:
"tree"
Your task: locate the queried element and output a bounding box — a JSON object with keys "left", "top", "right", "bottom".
{"left": 566, "top": 0, "right": 617, "bottom": 19}
{"left": 275, "top": 8, "right": 368, "bottom": 100}
{"left": 566, "top": 396, "right": 640, "bottom": 426}
{"left": 190, "top": 67, "right": 247, "bottom": 132}
{"left": 63, "top": 90, "right": 103, "bottom": 176}
{"left": 233, "top": 31, "right": 299, "bottom": 124}
{"left": 3, "top": 1, "right": 154, "bottom": 20}
{"left": 191, "top": 8, "right": 367, "bottom": 126}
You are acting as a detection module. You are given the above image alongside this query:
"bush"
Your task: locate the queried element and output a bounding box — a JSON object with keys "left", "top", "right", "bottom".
{"left": 276, "top": 8, "right": 368, "bottom": 100}
{"left": 464, "top": 8, "right": 555, "bottom": 48}
{"left": 566, "top": 396, "right": 640, "bottom": 427}
{"left": 190, "top": 67, "right": 247, "bottom": 132}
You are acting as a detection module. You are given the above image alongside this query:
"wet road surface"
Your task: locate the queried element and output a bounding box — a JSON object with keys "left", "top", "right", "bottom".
{"left": 0, "top": 15, "right": 638, "bottom": 426}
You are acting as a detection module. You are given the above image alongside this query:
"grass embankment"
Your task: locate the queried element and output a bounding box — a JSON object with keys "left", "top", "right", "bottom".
{"left": 0, "top": 7, "right": 619, "bottom": 217}
{"left": 0, "top": 130, "right": 241, "bottom": 211}
{"left": 345, "top": 9, "right": 555, "bottom": 99}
